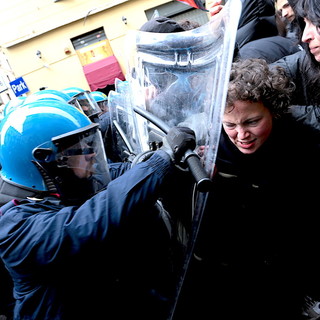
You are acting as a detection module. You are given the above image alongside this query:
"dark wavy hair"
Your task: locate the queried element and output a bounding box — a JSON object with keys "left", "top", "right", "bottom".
{"left": 227, "top": 58, "right": 296, "bottom": 118}
{"left": 295, "top": 0, "right": 320, "bottom": 104}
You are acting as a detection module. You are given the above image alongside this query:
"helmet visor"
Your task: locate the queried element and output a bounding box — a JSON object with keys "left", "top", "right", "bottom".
{"left": 53, "top": 124, "right": 111, "bottom": 192}
{"left": 68, "top": 90, "right": 101, "bottom": 118}
{"left": 97, "top": 99, "right": 109, "bottom": 113}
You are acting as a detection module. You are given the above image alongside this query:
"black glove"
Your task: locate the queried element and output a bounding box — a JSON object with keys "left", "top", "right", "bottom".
{"left": 161, "top": 126, "right": 196, "bottom": 163}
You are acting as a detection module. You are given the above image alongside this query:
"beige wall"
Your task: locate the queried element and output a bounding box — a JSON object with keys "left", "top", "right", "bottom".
{"left": 0, "top": 0, "right": 171, "bottom": 95}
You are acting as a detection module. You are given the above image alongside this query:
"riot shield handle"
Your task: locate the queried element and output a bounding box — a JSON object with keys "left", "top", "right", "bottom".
{"left": 133, "top": 106, "right": 212, "bottom": 192}
{"left": 184, "top": 150, "right": 212, "bottom": 192}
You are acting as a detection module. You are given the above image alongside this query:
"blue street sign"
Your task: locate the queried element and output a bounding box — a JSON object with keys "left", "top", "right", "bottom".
{"left": 10, "top": 77, "right": 30, "bottom": 97}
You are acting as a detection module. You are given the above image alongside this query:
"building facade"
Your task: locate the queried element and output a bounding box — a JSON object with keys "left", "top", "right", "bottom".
{"left": 0, "top": 0, "right": 208, "bottom": 107}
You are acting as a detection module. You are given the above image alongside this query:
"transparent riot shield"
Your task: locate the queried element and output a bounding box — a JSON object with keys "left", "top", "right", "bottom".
{"left": 114, "top": 77, "right": 129, "bottom": 94}
{"left": 127, "top": 0, "right": 241, "bottom": 179}
{"left": 107, "top": 88, "right": 146, "bottom": 162}
{"left": 125, "top": 0, "right": 242, "bottom": 318}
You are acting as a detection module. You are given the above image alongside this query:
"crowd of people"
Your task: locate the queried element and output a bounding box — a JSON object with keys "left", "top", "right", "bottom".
{"left": 174, "top": 57, "right": 320, "bottom": 320}
{"left": 0, "top": 0, "right": 319, "bottom": 319}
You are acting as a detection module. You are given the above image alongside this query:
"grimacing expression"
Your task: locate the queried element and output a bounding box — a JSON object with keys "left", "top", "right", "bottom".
{"left": 223, "top": 100, "right": 273, "bottom": 154}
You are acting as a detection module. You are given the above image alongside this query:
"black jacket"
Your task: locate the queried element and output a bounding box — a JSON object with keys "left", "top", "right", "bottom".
{"left": 174, "top": 115, "right": 320, "bottom": 320}
{"left": 272, "top": 50, "right": 320, "bottom": 134}
{"left": 272, "top": 50, "right": 310, "bottom": 105}
{"left": 239, "top": 35, "right": 301, "bottom": 63}
{"left": 236, "top": 0, "right": 278, "bottom": 48}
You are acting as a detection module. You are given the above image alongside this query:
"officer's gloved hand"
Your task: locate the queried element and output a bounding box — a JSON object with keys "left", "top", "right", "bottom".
{"left": 161, "top": 126, "right": 196, "bottom": 164}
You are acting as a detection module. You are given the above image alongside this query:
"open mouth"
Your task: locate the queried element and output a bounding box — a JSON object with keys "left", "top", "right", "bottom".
{"left": 237, "top": 139, "right": 256, "bottom": 149}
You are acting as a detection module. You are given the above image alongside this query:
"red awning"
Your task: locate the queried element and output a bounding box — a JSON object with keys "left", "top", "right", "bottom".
{"left": 83, "top": 55, "right": 125, "bottom": 91}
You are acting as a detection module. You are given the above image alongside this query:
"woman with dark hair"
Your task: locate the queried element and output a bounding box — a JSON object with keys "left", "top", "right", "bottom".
{"left": 273, "top": 0, "right": 320, "bottom": 104}
{"left": 272, "top": 0, "right": 320, "bottom": 133}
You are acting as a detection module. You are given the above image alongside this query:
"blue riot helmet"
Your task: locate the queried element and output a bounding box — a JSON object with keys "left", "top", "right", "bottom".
{"left": 61, "top": 86, "right": 85, "bottom": 99}
{"left": 68, "top": 90, "right": 102, "bottom": 123}
{"left": 91, "top": 91, "right": 107, "bottom": 101}
{"left": 91, "top": 91, "right": 108, "bottom": 113}
{"left": 2, "top": 96, "right": 26, "bottom": 117}
{"left": 0, "top": 100, "right": 110, "bottom": 205}
{"left": 23, "top": 89, "right": 70, "bottom": 104}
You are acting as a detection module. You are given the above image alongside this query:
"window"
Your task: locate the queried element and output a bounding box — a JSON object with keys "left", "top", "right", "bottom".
{"left": 145, "top": 1, "right": 208, "bottom": 26}
{"left": 71, "top": 27, "right": 114, "bottom": 66}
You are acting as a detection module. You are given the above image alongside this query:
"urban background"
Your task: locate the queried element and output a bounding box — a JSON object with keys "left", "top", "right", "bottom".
{"left": 0, "top": 0, "right": 209, "bottom": 109}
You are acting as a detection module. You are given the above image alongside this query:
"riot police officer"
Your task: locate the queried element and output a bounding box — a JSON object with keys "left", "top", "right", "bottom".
{"left": 0, "top": 99, "right": 196, "bottom": 320}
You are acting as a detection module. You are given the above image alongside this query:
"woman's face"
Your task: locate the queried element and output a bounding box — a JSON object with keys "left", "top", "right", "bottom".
{"left": 223, "top": 100, "right": 273, "bottom": 154}
{"left": 302, "top": 18, "right": 320, "bottom": 62}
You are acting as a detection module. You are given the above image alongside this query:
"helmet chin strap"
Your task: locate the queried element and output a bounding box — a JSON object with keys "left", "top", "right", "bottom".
{"left": 32, "top": 161, "right": 58, "bottom": 193}
{"left": 43, "top": 164, "right": 97, "bottom": 206}
{"left": 31, "top": 160, "right": 80, "bottom": 206}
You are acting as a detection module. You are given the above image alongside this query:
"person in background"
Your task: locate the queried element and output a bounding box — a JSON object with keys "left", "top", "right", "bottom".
{"left": 172, "top": 58, "right": 320, "bottom": 320}
{"left": 277, "top": 0, "right": 296, "bottom": 22}
{"left": 206, "top": 0, "right": 301, "bottom": 63}
{"left": 139, "top": 16, "right": 185, "bottom": 33}
{"left": 140, "top": 15, "right": 201, "bottom": 33}
{"left": 90, "top": 90, "right": 123, "bottom": 163}
{"left": 275, "top": 0, "right": 300, "bottom": 42}
{"left": 89, "top": 90, "right": 110, "bottom": 137}
{"left": 240, "top": 0, "right": 302, "bottom": 62}
{"left": 178, "top": 19, "right": 200, "bottom": 30}
{"left": 271, "top": 0, "right": 320, "bottom": 134}
{"left": 207, "top": 0, "right": 279, "bottom": 48}
{"left": 0, "top": 99, "right": 196, "bottom": 320}
{"left": 237, "top": 32, "right": 302, "bottom": 63}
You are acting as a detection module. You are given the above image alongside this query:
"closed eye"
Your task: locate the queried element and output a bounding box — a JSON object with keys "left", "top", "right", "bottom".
{"left": 223, "top": 123, "right": 236, "bottom": 129}
{"left": 246, "top": 119, "right": 259, "bottom": 126}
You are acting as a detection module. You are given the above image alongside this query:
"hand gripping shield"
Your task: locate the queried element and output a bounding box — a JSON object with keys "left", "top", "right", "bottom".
{"left": 125, "top": 1, "right": 242, "bottom": 318}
